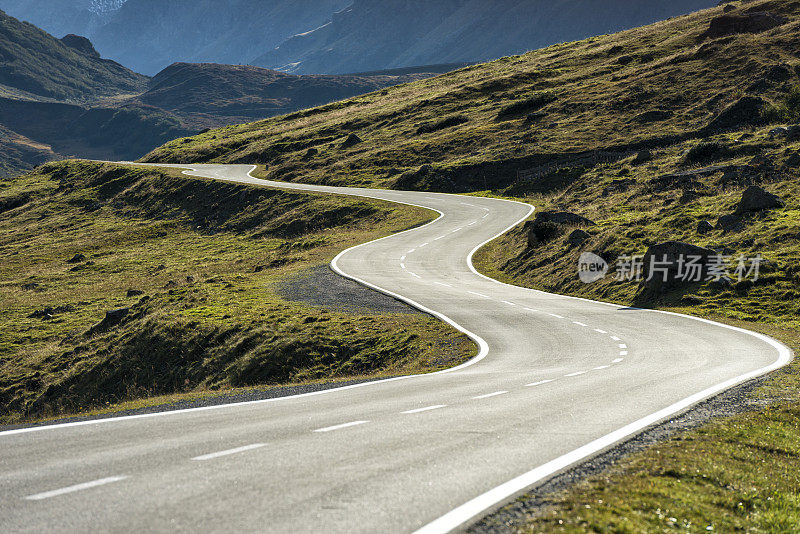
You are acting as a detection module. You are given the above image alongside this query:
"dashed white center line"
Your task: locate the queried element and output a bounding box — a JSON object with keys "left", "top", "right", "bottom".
{"left": 612, "top": 358, "right": 624, "bottom": 364}
{"left": 409, "top": 272, "right": 421, "bottom": 279}
{"left": 482, "top": 213, "right": 489, "bottom": 218}
{"left": 501, "top": 301, "right": 516, "bottom": 306}
{"left": 593, "top": 365, "right": 610, "bottom": 370}
{"left": 473, "top": 391, "right": 508, "bottom": 400}
{"left": 594, "top": 329, "right": 607, "bottom": 334}
{"left": 619, "top": 351, "right": 628, "bottom": 356}
{"left": 193, "top": 443, "right": 265, "bottom": 461}
{"left": 434, "top": 281, "right": 452, "bottom": 287}
{"left": 451, "top": 228, "right": 463, "bottom": 233}
{"left": 402, "top": 405, "right": 447, "bottom": 414}
{"left": 461, "top": 202, "right": 476, "bottom": 207}
{"left": 525, "top": 379, "right": 554, "bottom": 387}
{"left": 419, "top": 243, "right": 429, "bottom": 248}
{"left": 523, "top": 307, "right": 539, "bottom": 313}
{"left": 433, "top": 235, "right": 445, "bottom": 241}
{"left": 610, "top": 336, "right": 621, "bottom": 341}
{"left": 548, "top": 313, "right": 564, "bottom": 319}
{"left": 572, "top": 321, "right": 588, "bottom": 327}
{"left": 401, "top": 255, "right": 406, "bottom": 261}
{"left": 618, "top": 344, "right": 627, "bottom": 349}
{"left": 408, "top": 248, "right": 416, "bottom": 253}
{"left": 467, "top": 221, "right": 477, "bottom": 226}
{"left": 314, "top": 420, "right": 369, "bottom": 433}
{"left": 468, "top": 291, "right": 490, "bottom": 299}
{"left": 400, "top": 263, "right": 406, "bottom": 269}
{"left": 25, "top": 476, "right": 128, "bottom": 501}
{"left": 565, "top": 371, "right": 586, "bottom": 377}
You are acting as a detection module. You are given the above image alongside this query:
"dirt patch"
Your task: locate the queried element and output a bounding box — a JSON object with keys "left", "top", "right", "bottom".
{"left": 278, "top": 265, "right": 424, "bottom": 315}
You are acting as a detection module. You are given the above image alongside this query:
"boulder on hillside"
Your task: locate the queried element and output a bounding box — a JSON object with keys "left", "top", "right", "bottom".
{"left": 734, "top": 185, "right": 784, "bottom": 214}
{"left": 702, "top": 11, "right": 788, "bottom": 39}
{"left": 88, "top": 308, "right": 129, "bottom": 334}
{"left": 340, "top": 133, "right": 362, "bottom": 149}
{"left": 566, "top": 229, "right": 591, "bottom": 246}
{"left": 525, "top": 211, "right": 596, "bottom": 248}
{"left": 633, "top": 110, "right": 673, "bottom": 123}
{"left": 642, "top": 241, "right": 716, "bottom": 292}
{"left": 697, "top": 220, "right": 715, "bottom": 234}
{"left": 716, "top": 213, "right": 743, "bottom": 232}
{"left": 60, "top": 34, "right": 100, "bottom": 58}
{"left": 703, "top": 96, "right": 769, "bottom": 132}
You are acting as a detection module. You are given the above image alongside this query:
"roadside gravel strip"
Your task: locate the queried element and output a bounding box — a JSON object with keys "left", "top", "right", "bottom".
{"left": 0, "top": 163, "right": 791, "bottom": 534}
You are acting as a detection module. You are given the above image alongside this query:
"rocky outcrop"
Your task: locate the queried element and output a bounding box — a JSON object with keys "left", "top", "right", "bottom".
{"left": 734, "top": 185, "right": 784, "bottom": 215}
{"left": 525, "top": 211, "right": 596, "bottom": 247}
{"left": 702, "top": 11, "right": 788, "bottom": 39}
{"left": 60, "top": 34, "right": 100, "bottom": 58}
{"left": 702, "top": 96, "right": 769, "bottom": 132}
{"left": 642, "top": 241, "right": 716, "bottom": 292}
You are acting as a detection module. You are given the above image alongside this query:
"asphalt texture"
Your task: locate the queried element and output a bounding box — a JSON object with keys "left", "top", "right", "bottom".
{"left": 0, "top": 164, "right": 791, "bottom": 534}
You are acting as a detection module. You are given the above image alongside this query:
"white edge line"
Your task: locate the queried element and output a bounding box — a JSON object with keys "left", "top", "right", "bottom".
{"left": 414, "top": 329, "right": 791, "bottom": 534}
{"left": 192, "top": 443, "right": 266, "bottom": 461}
{"left": 25, "top": 476, "right": 128, "bottom": 501}
{"left": 1, "top": 165, "right": 532, "bottom": 438}
{"left": 19, "top": 164, "right": 794, "bottom": 534}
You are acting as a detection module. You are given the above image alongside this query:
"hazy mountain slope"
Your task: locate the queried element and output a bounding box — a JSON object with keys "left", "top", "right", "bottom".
{"left": 0, "top": 0, "right": 123, "bottom": 41}
{"left": 254, "top": 0, "right": 719, "bottom": 74}
{"left": 137, "top": 62, "right": 446, "bottom": 125}
{"left": 89, "top": 0, "right": 350, "bottom": 75}
{"left": 0, "top": 9, "right": 147, "bottom": 102}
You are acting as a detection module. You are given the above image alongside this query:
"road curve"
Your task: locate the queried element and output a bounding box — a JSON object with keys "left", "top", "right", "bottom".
{"left": 0, "top": 164, "right": 791, "bottom": 533}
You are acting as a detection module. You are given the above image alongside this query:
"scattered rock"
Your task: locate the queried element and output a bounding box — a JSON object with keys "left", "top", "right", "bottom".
{"left": 566, "top": 229, "right": 591, "bottom": 246}
{"left": 164, "top": 280, "right": 178, "bottom": 288}
{"left": 186, "top": 275, "right": 195, "bottom": 284}
{"left": 716, "top": 214, "right": 743, "bottom": 232}
{"left": 785, "top": 151, "right": 800, "bottom": 167}
{"left": 68, "top": 261, "right": 94, "bottom": 272}
{"left": 524, "top": 111, "right": 548, "bottom": 123}
{"left": 697, "top": 220, "right": 715, "bottom": 234}
{"left": 67, "top": 253, "right": 86, "bottom": 264}
{"left": 632, "top": 150, "right": 652, "bottom": 165}
{"left": 21, "top": 282, "right": 40, "bottom": 291}
{"left": 526, "top": 221, "right": 560, "bottom": 247}
{"left": 418, "top": 164, "right": 433, "bottom": 175}
{"left": 702, "top": 11, "right": 788, "bottom": 39}
{"left": 703, "top": 96, "right": 769, "bottom": 132}
{"left": 126, "top": 289, "right": 144, "bottom": 297}
{"left": 769, "top": 126, "right": 789, "bottom": 138}
{"left": 679, "top": 190, "right": 706, "bottom": 204}
{"left": 340, "top": 133, "right": 362, "bottom": 149}
{"left": 765, "top": 64, "right": 793, "bottom": 82}
{"left": 303, "top": 148, "right": 319, "bottom": 159}
{"left": 89, "top": 308, "right": 129, "bottom": 333}
{"left": 28, "top": 305, "right": 75, "bottom": 320}
{"left": 633, "top": 110, "right": 673, "bottom": 123}
{"left": 735, "top": 185, "right": 784, "bottom": 214}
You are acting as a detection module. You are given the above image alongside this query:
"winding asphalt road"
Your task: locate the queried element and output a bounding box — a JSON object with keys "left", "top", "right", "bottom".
{"left": 0, "top": 164, "right": 791, "bottom": 533}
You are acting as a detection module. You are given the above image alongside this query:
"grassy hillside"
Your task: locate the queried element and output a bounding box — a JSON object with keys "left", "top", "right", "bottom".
{"left": 0, "top": 161, "right": 473, "bottom": 424}
{"left": 138, "top": 0, "right": 800, "bottom": 529}
{"left": 144, "top": 0, "right": 800, "bottom": 189}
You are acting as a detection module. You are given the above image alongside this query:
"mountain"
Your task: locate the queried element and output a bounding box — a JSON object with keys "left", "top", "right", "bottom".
{"left": 254, "top": 0, "right": 719, "bottom": 74}
{"left": 136, "top": 62, "right": 451, "bottom": 127}
{"left": 0, "top": 8, "right": 146, "bottom": 101}
{"left": 0, "top": 9, "right": 447, "bottom": 177}
{"left": 0, "top": 0, "right": 124, "bottom": 42}
{"left": 87, "top": 0, "right": 350, "bottom": 75}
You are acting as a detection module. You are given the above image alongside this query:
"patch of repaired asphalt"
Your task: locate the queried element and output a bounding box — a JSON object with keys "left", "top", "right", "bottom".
{"left": 0, "top": 377, "right": 391, "bottom": 433}
{"left": 278, "top": 264, "right": 424, "bottom": 314}
{"left": 467, "top": 372, "right": 789, "bottom": 533}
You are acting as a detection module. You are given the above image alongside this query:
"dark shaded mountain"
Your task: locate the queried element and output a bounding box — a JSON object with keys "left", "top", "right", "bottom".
{"left": 254, "top": 0, "right": 719, "bottom": 74}
{"left": 0, "top": 8, "right": 146, "bottom": 101}
{"left": 87, "top": 0, "right": 350, "bottom": 75}
{"left": 136, "top": 62, "right": 447, "bottom": 127}
{"left": 0, "top": 0, "right": 124, "bottom": 44}
{"left": 0, "top": 10, "right": 447, "bottom": 177}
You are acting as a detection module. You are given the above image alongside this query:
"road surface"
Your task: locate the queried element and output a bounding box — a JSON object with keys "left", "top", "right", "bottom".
{"left": 0, "top": 164, "right": 791, "bottom": 533}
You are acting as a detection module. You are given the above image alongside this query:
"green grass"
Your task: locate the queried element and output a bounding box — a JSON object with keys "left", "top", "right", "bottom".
{"left": 0, "top": 160, "right": 474, "bottom": 424}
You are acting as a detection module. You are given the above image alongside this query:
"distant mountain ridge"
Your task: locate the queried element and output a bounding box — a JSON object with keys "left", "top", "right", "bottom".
{"left": 254, "top": 0, "right": 721, "bottom": 74}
